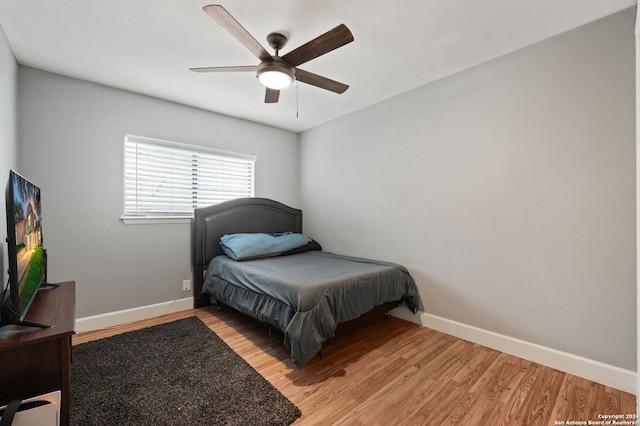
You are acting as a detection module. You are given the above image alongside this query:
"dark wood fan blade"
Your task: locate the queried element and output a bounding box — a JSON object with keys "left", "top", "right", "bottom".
{"left": 295, "top": 68, "right": 349, "bottom": 94}
{"left": 203, "top": 5, "right": 271, "bottom": 62}
{"left": 190, "top": 65, "right": 258, "bottom": 73}
{"left": 282, "top": 24, "right": 354, "bottom": 67}
{"left": 265, "top": 88, "right": 280, "bottom": 103}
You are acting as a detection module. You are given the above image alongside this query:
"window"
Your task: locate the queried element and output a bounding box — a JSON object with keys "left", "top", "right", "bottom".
{"left": 123, "top": 135, "right": 255, "bottom": 222}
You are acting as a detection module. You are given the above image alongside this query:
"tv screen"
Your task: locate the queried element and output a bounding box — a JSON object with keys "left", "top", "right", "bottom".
{"left": 1, "top": 170, "right": 45, "bottom": 325}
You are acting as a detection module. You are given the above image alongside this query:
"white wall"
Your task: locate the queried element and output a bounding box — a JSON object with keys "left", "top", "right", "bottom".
{"left": 300, "top": 8, "right": 636, "bottom": 371}
{"left": 17, "top": 67, "right": 299, "bottom": 318}
{"left": 0, "top": 23, "right": 17, "bottom": 293}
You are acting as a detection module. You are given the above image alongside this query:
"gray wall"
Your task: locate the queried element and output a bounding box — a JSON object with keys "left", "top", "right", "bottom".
{"left": 0, "top": 23, "right": 17, "bottom": 293}
{"left": 17, "top": 68, "right": 299, "bottom": 317}
{"left": 300, "top": 8, "right": 636, "bottom": 370}
{"left": 9, "top": 7, "right": 637, "bottom": 373}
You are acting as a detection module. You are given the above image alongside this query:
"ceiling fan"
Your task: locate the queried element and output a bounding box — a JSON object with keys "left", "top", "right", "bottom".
{"left": 190, "top": 4, "right": 354, "bottom": 103}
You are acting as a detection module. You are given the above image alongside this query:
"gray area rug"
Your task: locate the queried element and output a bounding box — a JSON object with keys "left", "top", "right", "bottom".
{"left": 71, "top": 316, "right": 301, "bottom": 425}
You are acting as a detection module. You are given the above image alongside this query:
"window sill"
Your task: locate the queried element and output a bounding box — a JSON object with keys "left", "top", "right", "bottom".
{"left": 120, "top": 216, "right": 192, "bottom": 225}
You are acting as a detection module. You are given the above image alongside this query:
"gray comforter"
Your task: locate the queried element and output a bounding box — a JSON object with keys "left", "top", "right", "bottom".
{"left": 202, "top": 251, "right": 418, "bottom": 368}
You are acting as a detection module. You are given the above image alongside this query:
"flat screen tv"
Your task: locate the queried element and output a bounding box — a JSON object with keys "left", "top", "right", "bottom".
{"left": 0, "top": 170, "right": 49, "bottom": 327}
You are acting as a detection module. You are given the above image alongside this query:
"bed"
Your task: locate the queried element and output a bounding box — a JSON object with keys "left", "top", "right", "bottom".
{"left": 191, "top": 197, "right": 418, "bottom": 368}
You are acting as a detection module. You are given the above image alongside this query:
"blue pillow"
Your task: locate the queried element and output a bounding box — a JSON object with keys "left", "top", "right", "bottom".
{"left": 219, "top": 232, "right": 312, "bottom": 261}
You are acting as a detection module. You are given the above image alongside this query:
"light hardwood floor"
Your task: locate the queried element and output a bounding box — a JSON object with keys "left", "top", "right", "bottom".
{"left": 73, "top": 305, "right": 636, "bottom": 425}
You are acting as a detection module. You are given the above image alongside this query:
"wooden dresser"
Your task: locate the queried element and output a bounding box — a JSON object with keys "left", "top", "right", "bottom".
{"left": 0, "top": 281, "right": 76, "bottom": 426}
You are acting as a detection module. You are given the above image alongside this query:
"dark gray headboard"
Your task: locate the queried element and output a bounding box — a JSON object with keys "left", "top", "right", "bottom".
{"left": 191, "top": 197, "right": 302, "bottom": 307}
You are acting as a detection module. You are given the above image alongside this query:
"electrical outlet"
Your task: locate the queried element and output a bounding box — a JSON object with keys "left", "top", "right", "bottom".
{"left": 182, "top": 279, "right": 191, "bottom": 291}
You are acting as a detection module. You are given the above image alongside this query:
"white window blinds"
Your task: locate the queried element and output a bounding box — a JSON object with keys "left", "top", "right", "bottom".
{"left": 123, "top": 135, "right": 255, "bottom": 218}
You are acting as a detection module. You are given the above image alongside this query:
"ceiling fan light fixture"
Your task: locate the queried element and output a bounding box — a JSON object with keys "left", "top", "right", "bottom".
{"left": 257, "top": 60, "right": 295, "bottom": 90}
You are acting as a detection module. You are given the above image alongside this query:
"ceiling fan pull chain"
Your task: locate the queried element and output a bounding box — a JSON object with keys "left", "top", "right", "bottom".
{"left": 296, "top": 80, "right": 299, "bottom": 118}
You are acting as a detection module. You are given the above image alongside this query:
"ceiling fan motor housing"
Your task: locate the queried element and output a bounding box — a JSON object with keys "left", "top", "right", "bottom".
{"left": 257, "top": 57, "right": 296, "bottom": 90}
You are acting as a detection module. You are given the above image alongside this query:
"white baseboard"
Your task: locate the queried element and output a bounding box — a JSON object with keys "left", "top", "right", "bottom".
{"left": 390, "top": 307, "right": 636, "bottom": 395}
{"left": 76, "top": 300, "right": 635, "bottom": 394}
{"left": 75, "top": 297, "right": 193, "bottom": 333}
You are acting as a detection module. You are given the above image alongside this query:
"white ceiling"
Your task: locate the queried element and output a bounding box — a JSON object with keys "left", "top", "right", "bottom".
{"left": 0, "top": 1, "right": 635, "bottom": 133}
